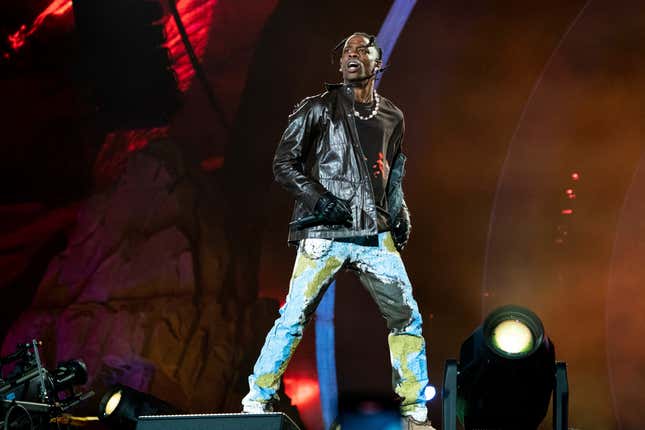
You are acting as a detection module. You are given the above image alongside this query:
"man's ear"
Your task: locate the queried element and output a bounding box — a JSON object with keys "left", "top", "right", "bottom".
{"left": 375, "top": 59, "right": 383, "bottom": 71}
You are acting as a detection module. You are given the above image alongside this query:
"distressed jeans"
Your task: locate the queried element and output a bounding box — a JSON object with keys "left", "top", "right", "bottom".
{"left": 242, "top": 232, "right": 429, "bottom": 416}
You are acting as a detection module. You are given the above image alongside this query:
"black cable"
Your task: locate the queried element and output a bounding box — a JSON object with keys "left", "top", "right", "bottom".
{"left": 3, "top": 404, "right": 33, "bottom": 430}
{"left": 167, "top": 0, "right": 232, "bottom": 133}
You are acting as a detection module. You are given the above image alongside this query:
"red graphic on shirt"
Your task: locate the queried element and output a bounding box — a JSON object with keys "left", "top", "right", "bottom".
{"left": 372, "top": 152, "right": 389, "bottom": 178}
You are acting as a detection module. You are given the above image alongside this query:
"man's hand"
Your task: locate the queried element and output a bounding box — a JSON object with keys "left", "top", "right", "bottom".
{"left": 315, "top": 193, "right": 353, "bottom": 227}
{"left": 391, "top": 215, "right": 411, "bottom": 251}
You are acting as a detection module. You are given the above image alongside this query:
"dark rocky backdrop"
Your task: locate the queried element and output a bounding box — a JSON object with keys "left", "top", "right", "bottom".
{"left": 2, "top": 1, "right": 645, "bottom": 429}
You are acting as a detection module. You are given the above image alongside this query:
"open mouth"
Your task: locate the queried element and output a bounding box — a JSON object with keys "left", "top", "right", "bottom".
{"left": 346, "top": 60, "right": 361, "bottom": 73}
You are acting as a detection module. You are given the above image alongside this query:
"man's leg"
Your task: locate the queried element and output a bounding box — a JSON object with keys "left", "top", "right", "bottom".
{"left": 351, "top": 232, "right": 429, "bottom": 421}
{"left": 242, "top": 239, "right": 345, "bottom": 412}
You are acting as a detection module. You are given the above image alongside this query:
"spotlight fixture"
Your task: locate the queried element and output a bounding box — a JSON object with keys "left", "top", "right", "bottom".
{"left": 442, "top": 305, "right": 569, "bottom": 430}
{"left": 98, "top": 385, "right": 181, "bottom": 430}
{"left": 424, "top": 385, "right": 437, "bottom": 402}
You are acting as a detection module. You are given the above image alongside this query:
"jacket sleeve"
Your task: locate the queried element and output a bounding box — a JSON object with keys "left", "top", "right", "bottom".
{"left": 390, "top": 118, "right": 411, "bottom": 224}
{"left": 272, "top": 98, "right": 328, "bottom": 212}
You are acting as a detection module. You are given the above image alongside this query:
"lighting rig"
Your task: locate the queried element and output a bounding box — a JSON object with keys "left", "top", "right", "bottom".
{"left": 443, "top": 305, "right": 569, "bottom": 430}
{"left": 0, "top": 340, "right": 93, "bottom": 429}
{"left": 98, "top": 384, "right": 181, "bottom": 430}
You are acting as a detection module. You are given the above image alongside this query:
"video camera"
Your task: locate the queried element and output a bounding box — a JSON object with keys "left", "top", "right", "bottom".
{"left": 0, "top": 340, "right": 93, "bottom": 429}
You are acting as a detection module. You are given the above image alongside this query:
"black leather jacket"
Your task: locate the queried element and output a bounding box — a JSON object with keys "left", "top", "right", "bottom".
{"left": 273, "top": 83, "right": 410, "bottom": 244}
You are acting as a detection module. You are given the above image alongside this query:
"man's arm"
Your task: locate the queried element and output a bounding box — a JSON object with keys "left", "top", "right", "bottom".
{"left": 389, "top": 117, "right": 412, "bottom": 250}
{"left": 272, "top": 98, "right": 328, "bottom": 212}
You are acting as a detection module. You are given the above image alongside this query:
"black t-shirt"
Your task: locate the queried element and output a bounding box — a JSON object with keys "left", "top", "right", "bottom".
{"left": 353, "top": 96, "right": 404, "bottom": 232}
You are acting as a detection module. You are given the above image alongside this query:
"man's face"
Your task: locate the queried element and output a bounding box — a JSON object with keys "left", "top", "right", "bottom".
{"left": 340, "top": 34, "right": 381, "bottom": 83}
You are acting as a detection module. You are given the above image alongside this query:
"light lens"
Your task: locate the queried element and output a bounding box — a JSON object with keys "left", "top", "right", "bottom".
{"left": 424, "top": 385, "right": 437, "bottom": 401}
{"left": 104, "top": 390, "right": 122, "bottom": 416}
{"left": 491, "top": 319, "right": 534, "bottom": 354}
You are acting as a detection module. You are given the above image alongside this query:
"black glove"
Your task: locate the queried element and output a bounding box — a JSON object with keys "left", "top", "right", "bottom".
{"left": 391, "top": 209, "right": 411, "bottom": 251}
{"left": 315, "top": 192, "right": 353, "bottom": 227}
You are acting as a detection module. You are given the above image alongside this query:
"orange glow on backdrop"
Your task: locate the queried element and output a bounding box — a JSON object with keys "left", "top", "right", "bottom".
{"left": 7, "top": 0, "right": 73, "bottom": 51}
{"left": 283, "top": 377, "right": 320, "bottom": 407}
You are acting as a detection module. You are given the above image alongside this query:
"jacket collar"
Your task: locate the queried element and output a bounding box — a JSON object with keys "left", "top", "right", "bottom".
{"left": 325, "top": 82, "right": 355, "bottom": 102}
{"left": 324, "top": 82, "right": 344, "bottom": 90}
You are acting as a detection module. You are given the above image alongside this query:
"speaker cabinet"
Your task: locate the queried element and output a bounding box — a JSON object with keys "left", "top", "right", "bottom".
{"left": 136, "top": 413, "right": 301, "bottom": 430}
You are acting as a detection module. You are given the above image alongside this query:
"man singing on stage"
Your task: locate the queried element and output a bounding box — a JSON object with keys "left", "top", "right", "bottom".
{"left": 242, "top": 32, "right": 434, "bottom": 429}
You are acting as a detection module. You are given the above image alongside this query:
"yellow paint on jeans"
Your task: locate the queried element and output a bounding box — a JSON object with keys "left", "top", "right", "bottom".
{"left": 389, "top": 334, "right": 425, "bottom": 408}
{"left": 255, "top": 336, "right": 303, "bottom": 390}
{"left": 384, "top": 233, "right": 398, "bottom": 253}
{"left": 292, "top": 253, "right": 316, "bottom": 279}
{"left": 304, "top": 256, "right": 342, "bottom": 299}
{"left": 255, "top": 256, "right": 342, "bottom": 390}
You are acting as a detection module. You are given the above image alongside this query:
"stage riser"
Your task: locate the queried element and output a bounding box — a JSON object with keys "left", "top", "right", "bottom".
{"left": 136, "top": 413, "right": 300, "bottom": 430}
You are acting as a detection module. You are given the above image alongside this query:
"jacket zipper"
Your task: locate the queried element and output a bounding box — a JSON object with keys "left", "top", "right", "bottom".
{"left": 341, "top": 86, "right": 378, "bottom": 233}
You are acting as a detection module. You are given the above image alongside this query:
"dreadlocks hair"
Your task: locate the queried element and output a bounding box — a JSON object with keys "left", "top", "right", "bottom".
{"left": 330, "top": 32, "right": 383, "bottom": 64}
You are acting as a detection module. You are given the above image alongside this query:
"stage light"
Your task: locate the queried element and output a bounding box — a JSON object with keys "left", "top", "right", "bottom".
{"left": 442, "top": 305, "right": 569, "bottom": 430}
{"left": 490, "top": 319, "right": 533, "bottom": 355}
{"left": 424, "top": 385, "right": 436, "bottom": 401}
{"left": 103, "top": 390, "right": 122, "bottom": 416}
{"left": 98, "top": 385, "right": 181, "bottom": 430}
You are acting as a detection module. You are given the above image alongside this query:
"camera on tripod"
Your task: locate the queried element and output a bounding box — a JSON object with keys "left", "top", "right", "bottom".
{"left": 0, "top": 340, "right": 93, "bottom": 429}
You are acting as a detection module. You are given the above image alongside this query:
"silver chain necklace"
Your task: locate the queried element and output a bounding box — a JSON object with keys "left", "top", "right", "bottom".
{"left": 353, "top": 92, "right": 381, "bottom": 120}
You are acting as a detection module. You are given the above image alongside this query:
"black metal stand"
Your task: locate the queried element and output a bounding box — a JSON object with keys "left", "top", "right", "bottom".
{"left": 442, "top": 360, "right": 569, "bottom": 430}
{"left": 553, "top": 362, "right": 569, "bottom": 430}
{"left": 442, "top": 360, "right": 458, "bottom": 430}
